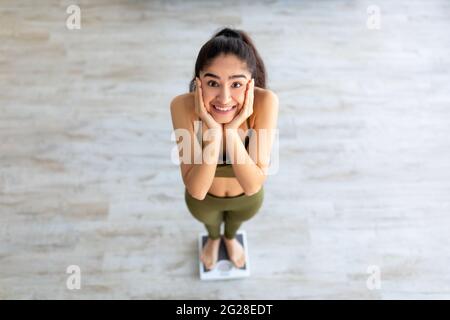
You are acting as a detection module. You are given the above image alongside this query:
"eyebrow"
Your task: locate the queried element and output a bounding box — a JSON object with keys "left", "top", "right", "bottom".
{"left": 203, "top": 72, "right": 247, "bottom": 80}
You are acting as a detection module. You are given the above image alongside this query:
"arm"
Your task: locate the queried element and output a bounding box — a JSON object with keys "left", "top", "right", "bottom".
{"left": 170, "top": 95, "right": 222, "bottom": 200}
{"left": 183, "top": 126, "right": 222, "bottom": 200}
{"left": 225, "top": 90, "right": 279, "bottom": 196}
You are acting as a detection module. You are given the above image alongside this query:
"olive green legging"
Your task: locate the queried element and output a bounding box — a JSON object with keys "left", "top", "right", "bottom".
{"left": 184, "top": 186, "right": 264, "bottom": 240}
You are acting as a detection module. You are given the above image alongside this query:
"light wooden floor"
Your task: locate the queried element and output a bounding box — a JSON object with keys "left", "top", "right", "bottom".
{"left": 1, "top": 0, "right": 450, "bottom": 299}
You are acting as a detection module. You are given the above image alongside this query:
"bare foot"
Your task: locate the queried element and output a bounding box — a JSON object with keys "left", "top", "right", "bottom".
{"left": 200, "top": 237, "right": 221, "bottom": 270}
{"left": 223, "top": 236, "right": 246, "bottom": 268}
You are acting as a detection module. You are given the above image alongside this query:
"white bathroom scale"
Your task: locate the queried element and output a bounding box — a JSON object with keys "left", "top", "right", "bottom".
{"left": 198, "top": 230, "right": 250, "bottom": 281}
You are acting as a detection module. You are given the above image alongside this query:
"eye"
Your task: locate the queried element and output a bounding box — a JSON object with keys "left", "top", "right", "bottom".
{"left": 231, "top": 82, "right": 242, "bottom": 88}
{"left": 207, "top": 80, "right": 219, "bottom": 87}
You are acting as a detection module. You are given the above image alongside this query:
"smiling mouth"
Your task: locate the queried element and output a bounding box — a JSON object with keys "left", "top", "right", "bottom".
{"left": 211, "top": 104, "right": 237, "bottom": 114}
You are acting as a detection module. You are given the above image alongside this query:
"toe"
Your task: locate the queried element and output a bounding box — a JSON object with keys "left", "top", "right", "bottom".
{"left": 234, "top": 255, "right": 244, "bottom": 268}
{"left": 237, "top": 250, "right": 245, "bottom": 267}
{"left": 203, "top": 258, "right": 213, "bottom": 270}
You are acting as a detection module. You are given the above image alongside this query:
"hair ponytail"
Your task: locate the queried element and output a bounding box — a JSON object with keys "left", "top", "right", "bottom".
{"left": 229, "top": 29, "right": 266, "bottom": 89}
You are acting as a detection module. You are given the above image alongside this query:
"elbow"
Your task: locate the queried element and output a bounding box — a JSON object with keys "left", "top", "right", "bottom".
{"left": 184, "top": 172, "right": 209, "bottom": 201}
{"left": 190, "top": 192, "right": 207, "bottom": 201}
{"left": 186, "top": 186, "right": 208, "bottom": 201}
{"left": 243, "top": 173, "right": 266, "bottom": 196}
{"left": 244, "top": 184, "right": 263, "bottom": 197}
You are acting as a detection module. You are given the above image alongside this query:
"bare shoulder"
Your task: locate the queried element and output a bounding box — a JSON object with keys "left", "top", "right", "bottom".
{"left": 254, "top": 87, "right": 279, "bottom": 108}
{"left": 170, "top": 92, "right": 195, "bottom": 113}
{"left": 170, "top": 92, "right": 195, "bottom": 124}
{"left": 253, "top": 87, "right": 279, "bottom": 126}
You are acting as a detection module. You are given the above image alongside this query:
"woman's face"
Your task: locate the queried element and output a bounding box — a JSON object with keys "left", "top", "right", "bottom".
{"left": 199, "top": 54, "right": 252, "bottom": 123}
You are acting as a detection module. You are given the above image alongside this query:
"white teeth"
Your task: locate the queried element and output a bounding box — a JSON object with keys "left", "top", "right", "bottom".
{"left": 214, "top": 105, "right": 235, "bottom": 111}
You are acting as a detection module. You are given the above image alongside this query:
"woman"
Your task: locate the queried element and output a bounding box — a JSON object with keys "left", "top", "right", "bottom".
{"left": 170, "top": 28, "right": 279, "bottom": 271}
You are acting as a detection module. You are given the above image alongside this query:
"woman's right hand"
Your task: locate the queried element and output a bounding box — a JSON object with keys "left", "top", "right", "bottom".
{"left": 194, "top": 77, "right": 222, "bottom": 131}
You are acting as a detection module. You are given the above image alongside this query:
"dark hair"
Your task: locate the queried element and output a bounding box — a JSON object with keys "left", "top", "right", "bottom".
{"left": 189, "top": 28, "right": 266, "bottom": 92}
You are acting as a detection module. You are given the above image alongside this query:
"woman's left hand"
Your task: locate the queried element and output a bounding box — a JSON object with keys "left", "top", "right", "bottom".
{"left": 224, "top": 78, "right": 254, "bottom": 131}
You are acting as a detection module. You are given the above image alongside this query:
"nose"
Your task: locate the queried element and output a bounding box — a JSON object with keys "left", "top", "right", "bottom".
{"left": 216, "top": 86, "right": 232, "bottom": 105}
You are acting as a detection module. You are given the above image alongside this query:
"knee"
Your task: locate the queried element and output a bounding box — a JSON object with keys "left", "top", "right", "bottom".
{"left": 188, "top": 209, "right": 213, "bottom": 224}
{"left": 227, "top": 208, "right": 260, "bottom": 223}
{"left": 244, "top": 209, "right": 261, "bottom": 221}
{"left": 187, "top": 206, "right": 223, "bottom": 225}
